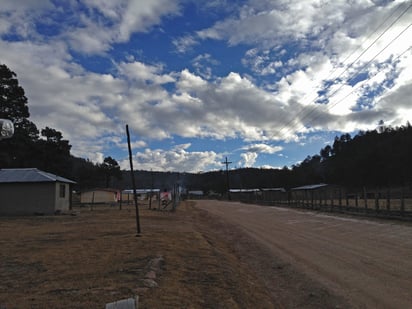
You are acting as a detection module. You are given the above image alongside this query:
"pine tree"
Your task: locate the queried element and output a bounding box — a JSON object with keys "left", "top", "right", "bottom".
{"left": 0, "top": 64, "right": 39, "bottom": 167}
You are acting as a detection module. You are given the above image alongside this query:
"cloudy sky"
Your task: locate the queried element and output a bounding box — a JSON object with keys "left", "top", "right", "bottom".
{"left": 1, "top": 0, "right": 411, "bottom": 172}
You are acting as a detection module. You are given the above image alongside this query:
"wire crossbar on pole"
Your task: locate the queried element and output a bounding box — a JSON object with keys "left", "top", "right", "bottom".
{"left": 222, "top": 157, "right": 232, "bottom": 200}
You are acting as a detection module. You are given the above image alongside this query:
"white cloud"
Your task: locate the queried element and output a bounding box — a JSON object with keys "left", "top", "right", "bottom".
{"left": 242, "top": 143, "right": 283, "bottom": 154}
{"left": 1, "top": 0, "right": 412, "bottom": 169}
{"left": 187, "top": 0, "right": 412, "bottom": 134}
{"left": 242, "top": 48, "right": 283, "bottom": 75}
{"left": 172, "top": 35, "right": 199, "bottom": 54}
{"left": 117, "top": 61, "right": 175, "bottom": 84}
{"left": 0, "top": 0, "right": 182, "bottom": 55}
{"left": 117, "top": 0, "right": 180, "bottom": 41}
{"left": 191, "top": 53, "right": 219, "bottom": 79}
{"left": 119, "top": 145, "right": 221, "bottom": 172}
{"left": 0, "top": 39, "right": 123, "bottom": 157}
{"left": 240, "top": 152, "right": 258, "bottom": 167}
{"left": 239, "top": 143, "right": 282, "bottom": 168}
{"left": 196, "top": 0, "right": 349, "bottom": 46}
{"left": 0, "top": 0, "right": 54, "bottom": 38}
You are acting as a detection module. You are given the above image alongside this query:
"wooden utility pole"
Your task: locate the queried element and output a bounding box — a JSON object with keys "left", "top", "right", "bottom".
{"left": 149, "top": 169, "right": 153, "bottom": 210}
{"left": 126, "top": 124, "right": 141, "bottom": 236}
{"left": 222, "top": 157, "right": 232, "bottom": 200}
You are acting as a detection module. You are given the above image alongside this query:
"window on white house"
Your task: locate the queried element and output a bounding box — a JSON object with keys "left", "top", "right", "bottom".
{"left": 59, "top": 184, "right": 66, "bottom": 198}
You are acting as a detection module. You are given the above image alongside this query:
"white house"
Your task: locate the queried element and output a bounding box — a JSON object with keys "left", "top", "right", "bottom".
{"left": 80, "top": 188, "right": 120, "bottom": 204}
{"left": 0, "top": 168, "right": 76, "bottom": 215}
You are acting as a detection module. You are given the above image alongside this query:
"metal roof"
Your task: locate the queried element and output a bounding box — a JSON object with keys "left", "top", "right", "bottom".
{"left": 81, "top": 188, "right": 120, "bottom": 193}
{"left": 261, "top": 188, "right": 286, "bottom": 192}
{"left": 230, "top": 188, "right": 286, "bottom": 193}
{"left": 0, "top": 168, "right": 76, "bottom": 184}
{"left": 292, "top": 183, "right": 328, "bottom": 191}
{"left": 230, "top": 188, "right": 260, "bottom": 193}
{"left": 122, "top": 189, "right": 160, "bottom": 194}
{"left": 188, "top": 190, "right": 204, "bottom": 195}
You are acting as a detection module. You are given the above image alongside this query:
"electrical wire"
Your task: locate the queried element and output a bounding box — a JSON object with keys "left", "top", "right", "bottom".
{"left": 313, "top": 44, "right": 412, "bottom": 123}
{"left": 296, "top": 23, "right": 412, "bottom": 133}
{"left": 275, "top": 3, "right": 412, "bottom": 140}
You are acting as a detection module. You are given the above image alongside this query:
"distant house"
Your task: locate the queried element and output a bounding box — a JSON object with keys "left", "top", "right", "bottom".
{"left": 187, "top": 190, "right": 204, "bottom": 199}
{"left": 290, "top": 183, "right": 342, "bottom": 207}
{"left": 0, "top": 168, "right": 76, "bottom": 215}
{"left": 291, "top": 183, "right": 329, "bottom": 200}
{"left": 80, "top": 188, "right": 120, "bottom": 204}
{"left": 230, "top": 188, "right": 261, "bottom": 200}
{"left": 261, "top": 187, "right": 287, "bottom": 201}
{"left": 122, "top": 189, "right": 160, "bottom": 201}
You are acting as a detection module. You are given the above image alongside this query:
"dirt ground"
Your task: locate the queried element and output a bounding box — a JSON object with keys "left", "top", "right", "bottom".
{"left": 1, "top": 200, "right": 348, "bottom": 308}
{"left": 196, "top": 200, "right": 412, "bottom": 309}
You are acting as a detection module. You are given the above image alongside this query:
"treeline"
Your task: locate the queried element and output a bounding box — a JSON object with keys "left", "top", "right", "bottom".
{"left": 305, "top": 125, "right": 412, "bottom": 188}
{"left": 115, "top": 123, "right": 412, "bottom": 193}
{"left": 1, "top": 63, "right": 411, "bottom": 192}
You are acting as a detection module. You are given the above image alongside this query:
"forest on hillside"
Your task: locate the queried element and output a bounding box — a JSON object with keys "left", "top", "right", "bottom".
{"left": 1, "top": 63, "right": 411, "bottom": 193}
{"left": 113, "top": 123, "right": 412, "bottom": 193}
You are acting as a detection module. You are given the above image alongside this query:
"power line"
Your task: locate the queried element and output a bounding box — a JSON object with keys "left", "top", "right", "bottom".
{"left": 301, "top": 23, "right": 412, "bottom": 126}
{"left": 276, "top": 4, "right": 406, "bottom": 138}
{"left": 327, "top": 1, "right": 412, "bottom": 86}
{"left": 288, "top": 30, "right": 412, "bottom": 138}
{"left": 327, "top": 2, "right": 409, "bottom": 81}
{"left": 318, "top": 45, "right": 412, "bottom": 119}
{"left": 277, "top": 6, "right": 412, "bottom": 140}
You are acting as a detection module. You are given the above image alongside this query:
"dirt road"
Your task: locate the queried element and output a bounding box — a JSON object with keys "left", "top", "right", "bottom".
{"left": 195, "top": 200, "right": 412, "bottom": 309}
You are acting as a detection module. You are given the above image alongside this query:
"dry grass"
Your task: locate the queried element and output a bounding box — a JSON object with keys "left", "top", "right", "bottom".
{"left": 0, "top": 201, "right": 274, "bottom": 308}
{"left": 1, "top": 200, "right": 348, "bottom": 308}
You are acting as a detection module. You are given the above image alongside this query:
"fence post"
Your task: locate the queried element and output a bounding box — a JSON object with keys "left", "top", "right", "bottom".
{"left": 401, "top": 187, "right": 405, "bottom": 215}
{"left": 386, "top": 187, "right": 391, "bottom": 211}
{"left": 346, "top": 193, "right": 349, "bottom": 210}
{"left": 320, "top": 191, "right": 323, "bottom": 209}
{"left": 330, "top": 190, "right": 334, "bottom": 211}
{"left": 311, "top": 191, "right": 314, "bottom": 209}
{"left": 355, "top": 192, "right": 358, "bottom": 210}
{"left": 375, "top": 189, "right": 379, "bottom": 213}
{"left": 363, "top": 187, "right": 368, "bottom": 210}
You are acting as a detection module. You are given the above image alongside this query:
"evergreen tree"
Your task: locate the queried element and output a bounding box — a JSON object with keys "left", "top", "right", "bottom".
{"left": 100, "top": 156, "right": 122, "bottom": 188}
{"left": 36, "top": 127, "right": 72, "bottom": 176}
{"left": 0, "top": 64, "right": 39, "bottom": 167}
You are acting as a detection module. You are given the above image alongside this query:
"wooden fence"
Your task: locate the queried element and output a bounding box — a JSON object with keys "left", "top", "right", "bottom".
{"left": 231, "top": 186, "right": 412, "bottom": 219}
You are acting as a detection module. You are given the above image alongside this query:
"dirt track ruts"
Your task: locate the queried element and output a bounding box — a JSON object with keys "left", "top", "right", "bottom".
{"left": 195, "top": 200, "right": 412, "bottom": 309}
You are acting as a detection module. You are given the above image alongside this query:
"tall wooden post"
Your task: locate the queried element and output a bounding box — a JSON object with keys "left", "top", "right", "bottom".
{"left": 149, "top": 169, "right": 153, "bottom": 210}
{"left": 126, "top": 124, "right": 141, "bottom": 236}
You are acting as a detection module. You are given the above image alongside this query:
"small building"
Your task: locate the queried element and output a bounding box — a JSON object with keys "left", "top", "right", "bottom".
{"left": 0, "top": 168, "right": 76, "bottom": 215}
{"left": 261, "top": 187, "right": 287, "bottom": 201}
{"left": 187, "top": 190, "right": 204, "bottom": 199}
{"left": 80, "top": 188, "right": 120, "bottom": 204}
{"left": 122, "top": 189, "right": 160, "bottom": 201}
{"left": 290, "top": 183, "right": 342, "bottom": 208}
{"left": 291, "top": 183, "right": 329, "bottom": 200}
{"left": 229, "top": 188, "right": 261, "bottom": 200}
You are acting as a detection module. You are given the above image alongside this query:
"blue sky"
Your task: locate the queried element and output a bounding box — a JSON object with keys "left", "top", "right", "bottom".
{"left": 1, "top": 0, "right": 411, "bottom": 172}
